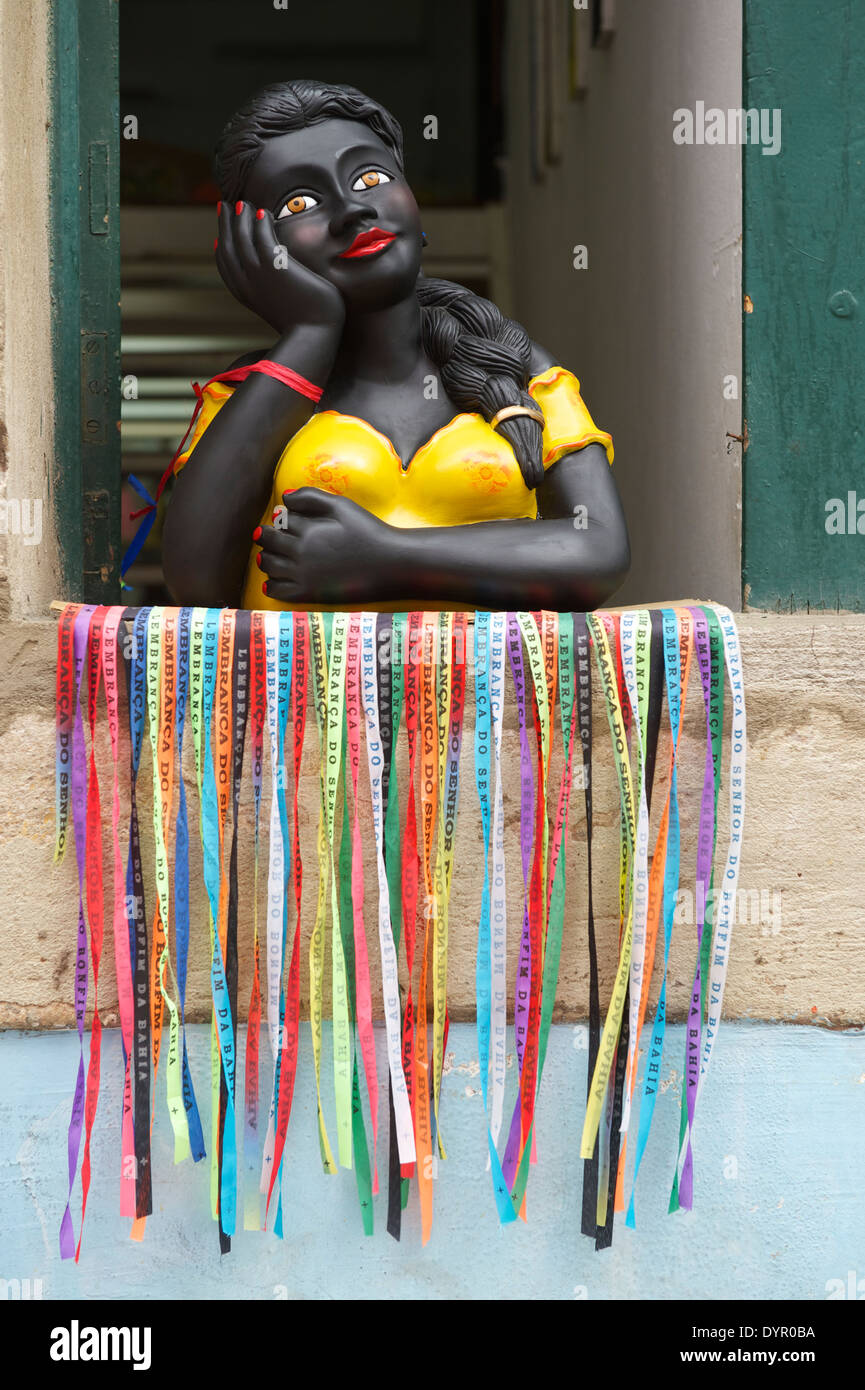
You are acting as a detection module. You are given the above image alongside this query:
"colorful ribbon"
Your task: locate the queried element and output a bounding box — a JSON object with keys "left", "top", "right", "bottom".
{"left": 55, "top": 603, "right": 745, "bottom": 1254}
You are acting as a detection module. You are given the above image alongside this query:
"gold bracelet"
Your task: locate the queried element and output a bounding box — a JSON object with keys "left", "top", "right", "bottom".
{"left": 489, "top": 404, "right": 546, "bottom": 432}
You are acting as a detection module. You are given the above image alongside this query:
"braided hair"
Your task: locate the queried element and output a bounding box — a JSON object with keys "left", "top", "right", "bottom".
{"left": 416, "top": 278, "right": 544, "bottom": 489}
{"left": 215, "top": 81, "right": 545, "bottom": 489}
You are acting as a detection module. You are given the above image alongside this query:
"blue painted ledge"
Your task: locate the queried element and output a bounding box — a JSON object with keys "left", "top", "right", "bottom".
{"left": 0, "top": 1022, "right": 862, "bottom": 1300}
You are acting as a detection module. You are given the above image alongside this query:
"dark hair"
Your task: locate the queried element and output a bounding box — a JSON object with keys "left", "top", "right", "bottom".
{"left": 215, "top": 80, "right": 545, "bottom": 489}
{"left": 215, "top": 78, "right": 405, "bottom": 196}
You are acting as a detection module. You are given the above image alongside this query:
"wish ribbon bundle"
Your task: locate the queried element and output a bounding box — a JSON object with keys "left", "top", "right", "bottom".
{"left": 54, "top": 604, "right": 745, "bottom": 1257}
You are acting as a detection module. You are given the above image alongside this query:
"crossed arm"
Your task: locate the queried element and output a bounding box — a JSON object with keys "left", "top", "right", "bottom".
{"left": 163, "top": 336, "right": 630, "bottom": 611}
{"left": 252, "top": 443, "right": 629, "bottom": 611}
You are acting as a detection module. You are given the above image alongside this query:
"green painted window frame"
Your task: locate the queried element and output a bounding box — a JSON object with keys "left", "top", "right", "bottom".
{"left": 743, "top": 0, "right": 865, "bottom": 612}
{"left": 50, "top": 0, "right": 121, "bottom": 604}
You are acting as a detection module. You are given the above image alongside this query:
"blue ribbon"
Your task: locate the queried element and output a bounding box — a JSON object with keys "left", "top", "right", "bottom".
{"left": 174, "top": 607, "right": 206, "bottom": 1161}
{"left": 120, "top": 476, "right": 158, "bottom": 580}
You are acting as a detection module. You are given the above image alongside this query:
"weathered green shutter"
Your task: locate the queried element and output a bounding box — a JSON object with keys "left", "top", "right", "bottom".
{"left": 50, "top": 0, "right": 121, "bottom": 603}
{"left": 743, "top": 0, "right": 865, "bottom": 611}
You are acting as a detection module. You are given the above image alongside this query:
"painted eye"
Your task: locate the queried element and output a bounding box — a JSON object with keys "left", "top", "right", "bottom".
{"left": 351, "top": 170, "right": 392, "bottom": 190}
{"left": 276, "top": 193, "right": 319, "bottom": 218}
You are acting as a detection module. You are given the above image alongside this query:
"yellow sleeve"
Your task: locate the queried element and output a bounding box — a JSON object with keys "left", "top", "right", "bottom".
{"left": 173, "top": 381, "right": 236, "bottom": 473}
{"left": 528, "top": 366, "right": 614, "bottom": 469}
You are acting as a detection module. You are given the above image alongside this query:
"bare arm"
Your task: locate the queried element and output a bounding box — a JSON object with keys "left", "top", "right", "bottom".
{"left": 162, "top": 325, "right": 341, "bottom": 606}
{"left": 162, "top": 202, "right": 346, "bottom": 606}
{"left": 386, "top": 442, "right": 630, "bottom": 609}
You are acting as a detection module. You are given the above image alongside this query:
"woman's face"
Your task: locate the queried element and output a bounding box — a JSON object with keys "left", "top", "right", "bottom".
{"left": 241, "top": 117, "right": 423, "bottom": 312}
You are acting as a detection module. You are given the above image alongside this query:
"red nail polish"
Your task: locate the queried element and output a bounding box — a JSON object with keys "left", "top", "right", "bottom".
{"left": 256, "top": 208, "right": 265, "bottom": 220}
{"left": 252, "top": 525, "right": 262, "bottom": 542}
{"left": 256, "top": 553, "right": 262, "bottom": 568}
{"left": 216, "top": 200, "right": 222, "bottom": 215}
{"left": 213, "top": 238, "right": 218, "bottom": 250}
{"left": 262, "top": 582, "right": 268, "bottom": 595}
{"left": 235, "top": 201, "right": 243, "bottom": 215}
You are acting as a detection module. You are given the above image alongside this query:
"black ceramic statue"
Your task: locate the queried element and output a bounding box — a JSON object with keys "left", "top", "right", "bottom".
{"left": 162, "top": 79, "right": 630, "bottom": 611}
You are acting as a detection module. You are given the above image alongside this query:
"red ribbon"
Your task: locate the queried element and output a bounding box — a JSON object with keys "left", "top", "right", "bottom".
{"left": 134, "top": 360, "right": 324, "bottom": 522}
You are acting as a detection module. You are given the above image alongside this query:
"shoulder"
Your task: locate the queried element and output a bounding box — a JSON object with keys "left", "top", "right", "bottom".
{"left": 526, "top": 352, "right": 615, "bottom": 469}
{"left": 528, "top": 340, "right": 558, "bottom": 378}
{"left": 225, "top": 346, "right": 272, "bottom": 371}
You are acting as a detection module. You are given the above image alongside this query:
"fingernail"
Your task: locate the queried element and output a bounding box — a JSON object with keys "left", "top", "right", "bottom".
{"left": 262, "top": 582, "right": 268, "bottom": 595}
{"left": 216, "top": 200, "right": 222, "bottom": 215}
{"left": 213, "top": 238, "right": 218, "bottom": 250}
{"left": 256, "top": 208, "right": 265, "bottom": 221}
{"left": 252, "top": 525, "right": 262, "bottom": 541}
{"left": 256, "top": 552, "right": 262, "bottom": 568}
{"left": 235, "top": 201, "right": 243, "bottom": 215}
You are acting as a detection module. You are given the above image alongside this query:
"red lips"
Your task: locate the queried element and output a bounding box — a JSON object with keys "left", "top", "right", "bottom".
{"left": 339, "top": 227, "right": 396, "bottom": 259}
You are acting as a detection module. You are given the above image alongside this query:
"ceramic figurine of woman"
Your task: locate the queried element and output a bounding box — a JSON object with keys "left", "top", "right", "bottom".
{"left": 162, "top": 79, "right": 629, "bottom": 611}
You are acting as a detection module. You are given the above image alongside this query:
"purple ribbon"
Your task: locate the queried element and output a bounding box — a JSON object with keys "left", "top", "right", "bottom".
{"left": 59, "top": 606, "right": 95, "bottom": 1260}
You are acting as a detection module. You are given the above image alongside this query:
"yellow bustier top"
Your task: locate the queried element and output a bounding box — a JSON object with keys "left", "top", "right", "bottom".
{"left": 174, "top": 365, "right": 613, "bottom": 611}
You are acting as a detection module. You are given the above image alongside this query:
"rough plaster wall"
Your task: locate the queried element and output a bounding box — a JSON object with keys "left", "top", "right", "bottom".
{"left": 0, "top": 0, "right": 57, "bottom": 621}
{"left": 1, "top": 612, "right": 863, "bottom": 1031}
{"left": 502, "top": 0, "right": 743, "bottom": 610}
